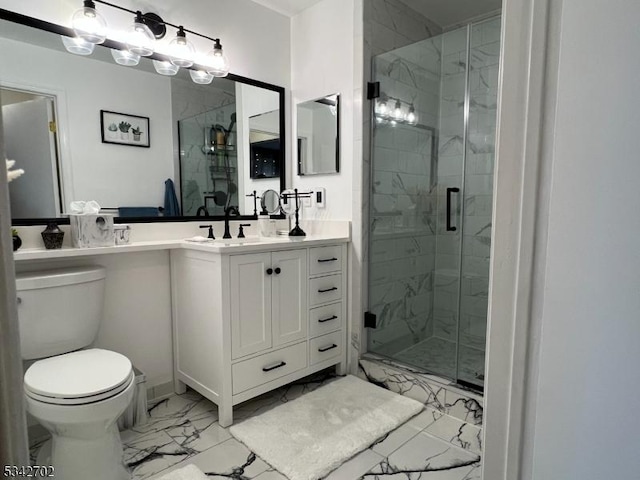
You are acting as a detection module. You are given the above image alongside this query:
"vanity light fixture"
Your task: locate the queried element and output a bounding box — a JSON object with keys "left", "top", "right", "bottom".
{"left": 126, "top": 11, "right": 155, "bottom": 56}
{"left": 71, "top": 0, "right": 107, "bottom": 44}
{"left": 189, "top": 69, "right": 214, "bottom": 85}
{"left": 110, "top": 48, "right": 140, "bottom": 66}
{"left": 205, "top": 39, "right": 230, "bottom": 77}
{"left": 406, "top": 104, "right": 417, "bottom": 125}
{"left": 61, "top": 35, "right": 95, "bottom": 55}
{"left": 377, "top": 98, "right": 388, "bottom": 116}
{"left": 152, "top": 60, "right": 179, "bottom": 76}
{"left": 168, "top": 26, "right": 195, "bottom": 67}
{"left": 64, "top": 0, "right": 231, "bottom": 83}
{"left": 393, "top": 100, "right": 404, "bottom": 121}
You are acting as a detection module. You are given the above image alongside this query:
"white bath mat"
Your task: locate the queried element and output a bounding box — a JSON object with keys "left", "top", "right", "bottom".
{"left": 229, "top": 375, "right": 423, "bottom": 480}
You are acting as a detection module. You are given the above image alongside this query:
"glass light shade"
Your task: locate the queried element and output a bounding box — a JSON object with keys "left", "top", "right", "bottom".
{"left": 406, "top": 106, "right": 417, "bottom": 125}
{"left": 189, "top": 69, "right": 214, "bottom": 85}
{"left": 61, "top": 35, "right": 95, "bottom": 55}
{"left": 110, "top": 48, "right": 141, "bottom": 66}
{"left": 205, "top": 46, "right": 230, "bottom": 77}
{"left": 153, "top": 60, "right": 179, "bottom": 76}
{"left": 168, "top": 30, "right": 195, "bottom": 67}
{"left": 71, "top": 5, "right": 107, "bottom": 44}
{"left": 393, "top": 100, "right": 404, "bottom": 121}
{"left": 126, "top": 16, "right": 155, "bottom": 56}
{"left": 377, "top": 100, "right": 388, "bottom": 116}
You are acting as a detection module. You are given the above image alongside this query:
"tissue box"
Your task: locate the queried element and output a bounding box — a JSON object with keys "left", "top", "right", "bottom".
{"left": 69, "top": 214, "right": 115, "bottom": 248}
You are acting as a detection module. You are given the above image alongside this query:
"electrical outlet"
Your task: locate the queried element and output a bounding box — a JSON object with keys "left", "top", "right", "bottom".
{"left": 314, "top": 187, "right": 326, "bottom": 208}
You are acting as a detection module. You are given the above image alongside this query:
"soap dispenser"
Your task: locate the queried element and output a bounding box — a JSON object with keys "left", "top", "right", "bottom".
{"left": 258, "top": 211, "right": 272, "bottom": 237}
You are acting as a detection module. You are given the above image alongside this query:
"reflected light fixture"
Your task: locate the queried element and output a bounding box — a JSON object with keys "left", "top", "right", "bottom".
{"left": 406, "top": 104, "right": 417, "bottom": 125}
{"left": 205, "top": 39, "right": 230, "bottom": 77}
{"left": 153, "top": 60, "right": 179, "bottom": 76}
{"left": 377, "top": 99, "right": 388, "bottom": 116}
{"left": 189, "top": 69, "right": 214, "bottom": 85}
{"left": 169, "top": 26, "right": 195, "bottom": 67}
{"left": 126, "top": 11, "right": 155, "bottom": 56}
{"left": 375, "top": 94, "right": 419, "bottom": 127}
{"left": 110, "top": 48, "right": 140, "bottom": 66}
{"left": 393, "top": 100, "right": 403, "bottom": 121}
{"left": 71, "top": 0, "right": 107, "bottom": 44}
{"left": 61, "top": 35, "right": 95, "bottom": 55}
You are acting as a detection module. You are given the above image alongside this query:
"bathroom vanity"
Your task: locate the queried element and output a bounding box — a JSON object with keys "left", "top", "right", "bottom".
{"left": 170, "top": 238, "right": 348, "bottom": 427}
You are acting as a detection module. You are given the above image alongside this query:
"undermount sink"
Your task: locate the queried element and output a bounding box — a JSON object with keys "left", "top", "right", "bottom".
{"left": 215, "top": 237, "right": 276, "bottom": 246}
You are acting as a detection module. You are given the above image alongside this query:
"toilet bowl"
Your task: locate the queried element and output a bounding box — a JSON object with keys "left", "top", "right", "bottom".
{"left": 24, "top": 349, "right": 135, "bottom": 480}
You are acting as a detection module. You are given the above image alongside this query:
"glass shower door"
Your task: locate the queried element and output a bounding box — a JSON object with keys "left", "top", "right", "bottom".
{"left": 366, "top": 17, "right": 501, "bottom": 390}
{"left": 456, "top": 16, "right": 502, "bottom": 388}
{"left": 367, "top": 31, "right": 463, "bottom": 381}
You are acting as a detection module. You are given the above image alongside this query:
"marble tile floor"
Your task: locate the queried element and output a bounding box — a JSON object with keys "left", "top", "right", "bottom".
{"left": 393, "top": 337, "right": 485, "bottom": 388}
{"left": 30, "top": 372, "right": 482, "bottom": 480}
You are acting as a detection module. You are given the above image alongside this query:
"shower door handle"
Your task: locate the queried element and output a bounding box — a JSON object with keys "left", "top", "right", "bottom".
{"left": 446, "top": 187, "right": 460, "bottom": 232}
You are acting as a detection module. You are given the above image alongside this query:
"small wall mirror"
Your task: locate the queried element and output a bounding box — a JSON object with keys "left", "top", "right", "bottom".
{"left": 296, "top": 94, "right": 340, "bottom": 175}
{"left": 260, "top": 189, "right": 281, "bottom": 215}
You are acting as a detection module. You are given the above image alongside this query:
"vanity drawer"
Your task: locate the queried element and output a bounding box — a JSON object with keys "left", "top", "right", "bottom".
{"left": 309, "top": 245, "right": 343, "bottom": 276}
{"left": 309, "top": 302, "right": 343, "bottom": 337}
{"left": 232, "top": 342, "right": 307, "bottom": 395}
{"left": 309, "top": 331, "right": 343, "bottom": 366}
{"left": 309, "top": 274, "right": 342, "bottom": 306}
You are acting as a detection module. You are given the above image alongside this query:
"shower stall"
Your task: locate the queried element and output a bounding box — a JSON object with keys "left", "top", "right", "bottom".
{"left": 367, "top": 16, "right": 501, "bottom": 390}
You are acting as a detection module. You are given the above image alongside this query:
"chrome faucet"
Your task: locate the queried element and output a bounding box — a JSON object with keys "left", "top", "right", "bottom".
{"left": 223, "top": 206, "right": 239, "bottom": 239}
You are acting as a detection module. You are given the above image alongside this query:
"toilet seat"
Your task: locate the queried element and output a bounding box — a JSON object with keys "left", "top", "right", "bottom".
{"left": 24, "top": 349, "right": 133, "bottom": 406}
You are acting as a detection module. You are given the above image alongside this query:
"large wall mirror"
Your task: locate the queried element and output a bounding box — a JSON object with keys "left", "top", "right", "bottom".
{"left": 0, "top": 9, "right": 286, "bottom": 224}
{"left": 297, "top": 94, "right": 339, "bottom": 175}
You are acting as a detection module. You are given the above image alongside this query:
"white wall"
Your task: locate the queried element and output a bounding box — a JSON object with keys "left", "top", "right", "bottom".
{"left": 290, "top": 0, "right": 356, "bottom": 220}
{"left": 523, "top": 0, "right": 640, "bottom": 477}
{"left": 0, "top": 37, "right": 173, "bottom": 210}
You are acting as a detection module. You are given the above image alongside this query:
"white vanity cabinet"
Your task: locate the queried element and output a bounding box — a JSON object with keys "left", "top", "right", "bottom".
{"left": 171, "top": 242, "right": 347, "bottom": 427}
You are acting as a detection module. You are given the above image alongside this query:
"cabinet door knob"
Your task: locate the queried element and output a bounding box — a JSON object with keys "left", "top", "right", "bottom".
{"left": 266, "top": 268, "right": 273, "bottom": 275}
{"left": 274, "top": 267, "right": 281, "bottom": 275}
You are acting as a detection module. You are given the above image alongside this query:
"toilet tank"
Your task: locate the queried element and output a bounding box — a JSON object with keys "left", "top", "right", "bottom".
{"left": 16, "top": 266, "right": 107, "bottom": 360}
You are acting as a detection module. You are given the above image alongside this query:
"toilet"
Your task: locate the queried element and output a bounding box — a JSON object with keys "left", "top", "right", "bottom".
{"left": 17, "top": 266, "right": 135, "bottom": 480}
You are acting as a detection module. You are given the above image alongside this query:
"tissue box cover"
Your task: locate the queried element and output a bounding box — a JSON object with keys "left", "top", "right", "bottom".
{"left": 70, "top": 214, "right": 115, "bottom": 248}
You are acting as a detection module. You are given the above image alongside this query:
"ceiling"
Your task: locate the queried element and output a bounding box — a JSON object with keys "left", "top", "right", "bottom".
{"left": 250, "top": 0, "right": 500, "bottom": 26}
{"left": 392, "top": 0, "right": 501, "bottom": 27}
{"left": 249, "top": 0, "right": 325, "bottom": 17}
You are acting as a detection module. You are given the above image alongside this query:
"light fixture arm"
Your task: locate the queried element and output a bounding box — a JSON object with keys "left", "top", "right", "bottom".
{"left": 92, "top": 0, "right": 222, "bottom": 43}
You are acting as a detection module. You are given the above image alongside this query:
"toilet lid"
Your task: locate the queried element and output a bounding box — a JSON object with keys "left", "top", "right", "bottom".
{"left": 24, "top": 349, "right": 133, "bottom": 402}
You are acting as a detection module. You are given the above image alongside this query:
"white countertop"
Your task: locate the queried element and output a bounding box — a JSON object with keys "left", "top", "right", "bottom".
{"left": 13, "top": 233, "right": 350, "bottom": 261}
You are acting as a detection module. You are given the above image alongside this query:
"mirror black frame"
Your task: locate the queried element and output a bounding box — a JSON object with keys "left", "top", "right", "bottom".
{"left": 1, "top": 8, "right": 286, "bottom": 225}
{"left": 296, "top": 94, "right": 340, "bottom": 176}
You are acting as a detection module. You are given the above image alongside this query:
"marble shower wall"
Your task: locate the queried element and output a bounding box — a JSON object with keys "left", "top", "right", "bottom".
{"left": 364, "top": 0, "right": 443, "bottom": 357}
